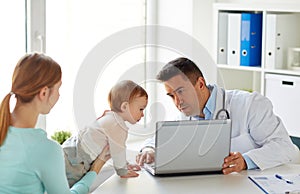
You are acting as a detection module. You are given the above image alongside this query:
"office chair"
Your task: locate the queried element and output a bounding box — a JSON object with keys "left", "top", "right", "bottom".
{"left": 290, "top": 136, "right": 300, "bottom": 149}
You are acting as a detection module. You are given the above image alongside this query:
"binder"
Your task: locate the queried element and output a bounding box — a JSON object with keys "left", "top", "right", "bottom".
{"left": 265, "top": 14, "right": 300, "bottom": 69}
{"left": 240, "top": 13, "right": 262, "bottom": 67}
{"left": 265, "top": 14, "right": 282, "bottom": 69}
{"left": 227, "top": 13, "right": 241, "bottom": 66}
{"left": 217, "top": 12, "right": 228, "bottom": 64}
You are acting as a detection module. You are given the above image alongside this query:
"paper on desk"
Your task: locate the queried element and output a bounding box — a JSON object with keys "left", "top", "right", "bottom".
{"left": 248, "top": 174, "right": 300, "bottom": 194}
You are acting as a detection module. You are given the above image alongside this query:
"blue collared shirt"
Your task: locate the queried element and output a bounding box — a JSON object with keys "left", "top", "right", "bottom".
{"left": 192, "top": 84, "right": 216, "bottom": 120}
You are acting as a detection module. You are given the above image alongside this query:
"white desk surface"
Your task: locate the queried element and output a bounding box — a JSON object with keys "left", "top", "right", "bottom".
{"left": 92, "top": 164, "right": 300, "bottom": 194}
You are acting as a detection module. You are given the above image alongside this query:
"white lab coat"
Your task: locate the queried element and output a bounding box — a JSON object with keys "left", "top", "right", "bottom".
{"left": 144, "top": 85, "right": 300, "bottom": 170}
{"left": 215, "top": 85, "right": 299, "bottom": 170}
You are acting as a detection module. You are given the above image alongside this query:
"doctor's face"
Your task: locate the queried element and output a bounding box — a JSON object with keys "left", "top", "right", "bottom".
{"left": 164, "top": 74, "right": 202, "bottom": 116}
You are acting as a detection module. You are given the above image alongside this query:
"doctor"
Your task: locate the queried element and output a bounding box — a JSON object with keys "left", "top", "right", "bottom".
{"left": 136, "top": 57, "right": 299, "bottom": 174}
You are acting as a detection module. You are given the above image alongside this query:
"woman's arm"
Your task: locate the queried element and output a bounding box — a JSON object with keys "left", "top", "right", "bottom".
{"left": 34, "top": 141, "right": 109, "bottom": 194}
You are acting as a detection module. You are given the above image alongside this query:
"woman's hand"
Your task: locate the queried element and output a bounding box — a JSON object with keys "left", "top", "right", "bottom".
{"left": 90, "top": 145, "right": 111, "bottom": 174}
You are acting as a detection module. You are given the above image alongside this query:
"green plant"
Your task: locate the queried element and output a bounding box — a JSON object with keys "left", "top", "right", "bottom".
{"left": 241, "top": 88, "right": 253, "bottom": 93}
{"left": 51, "top": 131, "right": 72, "bottom": 144}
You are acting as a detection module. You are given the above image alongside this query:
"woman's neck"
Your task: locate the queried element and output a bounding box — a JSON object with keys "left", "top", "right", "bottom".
{"left": 11, "top": 102, "right": 39, "bottom": 128}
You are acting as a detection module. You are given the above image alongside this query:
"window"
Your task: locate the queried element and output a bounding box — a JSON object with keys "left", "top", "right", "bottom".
{"left": 46, "top": 0, "right": 146, "bottom": 137}
{"left": 0, "top": 0, "right": 26, "bottom": 101}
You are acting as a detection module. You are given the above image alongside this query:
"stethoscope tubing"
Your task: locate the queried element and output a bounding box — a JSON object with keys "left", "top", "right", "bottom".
{"left": 190, "top": 88, "right": 230, "bottom": 120}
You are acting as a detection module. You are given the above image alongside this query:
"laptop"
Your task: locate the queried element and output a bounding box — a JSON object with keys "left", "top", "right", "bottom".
{"left": 143, "top": 119, "right": 232, "bottom": 176}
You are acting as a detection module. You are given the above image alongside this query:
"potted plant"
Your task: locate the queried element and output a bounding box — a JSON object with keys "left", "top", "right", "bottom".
{"left": 51, "top": 131, "right": 72, "bottom": 145}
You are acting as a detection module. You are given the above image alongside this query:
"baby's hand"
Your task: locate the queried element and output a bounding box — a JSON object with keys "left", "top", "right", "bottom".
{"left": 120, "top": 170, "right": 139, "bottom": 178}
{"left": 127, "top": 163, "right": 141, "bottom": 171}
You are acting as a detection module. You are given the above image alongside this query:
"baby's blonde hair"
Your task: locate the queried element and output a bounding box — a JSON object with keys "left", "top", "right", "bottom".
{"left": 108, "top": 80, "right": 148, "bottom": 112}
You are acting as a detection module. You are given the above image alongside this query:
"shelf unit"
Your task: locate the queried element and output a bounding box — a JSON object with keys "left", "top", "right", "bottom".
{"left": 213, "top": 2, "right": 300, "bottom": 93}
{"left": 213, "top": 2, "right": 300, "bottom": 136}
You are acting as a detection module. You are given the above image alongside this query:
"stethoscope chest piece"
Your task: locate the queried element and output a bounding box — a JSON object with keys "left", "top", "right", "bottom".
{"left": 215, "top": 89, "right": 230, "bottom": 120}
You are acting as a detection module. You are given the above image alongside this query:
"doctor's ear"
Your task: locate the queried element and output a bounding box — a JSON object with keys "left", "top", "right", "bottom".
{"left": 120, "top": 102, "right": 129, "bottom": 112}
{"left": 196, "top": 77, "right": 206, "bottom": 89}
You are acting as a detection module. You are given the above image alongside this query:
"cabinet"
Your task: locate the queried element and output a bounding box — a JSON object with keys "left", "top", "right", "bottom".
{"left": 265, "top": 74, "right": 300, "bottom": 137}
{"left": 213, "top": 2, "right": 300, "bottom": 136}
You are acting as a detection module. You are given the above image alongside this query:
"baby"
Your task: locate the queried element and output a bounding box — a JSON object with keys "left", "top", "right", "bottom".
{"left": 63, "top": 80, "right": 148, "bottom": 186}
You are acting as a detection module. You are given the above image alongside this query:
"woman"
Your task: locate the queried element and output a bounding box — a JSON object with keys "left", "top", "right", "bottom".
{"left": 0, "top": 53, "right": 110, "bottom": 194}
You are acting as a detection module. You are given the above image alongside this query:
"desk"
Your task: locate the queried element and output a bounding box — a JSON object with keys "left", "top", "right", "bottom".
{"left": 92, "top": 164, "right": 300, "bottom": 194}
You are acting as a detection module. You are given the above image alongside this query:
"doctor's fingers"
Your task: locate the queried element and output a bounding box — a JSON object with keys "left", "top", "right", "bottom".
{"left": 136, "top": 153, "right": 146, "bottom": 166}
{"left": 222, "top": 155, "right": 247, "bottom": 174}
{"left": 146, "top": 152, "right": 154, "bottom": 163}
{"left": 223, "top": 152, "right": 245, "bottom": 168}
{"left": 223, "top": 160, "right": 245, "bottom": 175}
{"left": 222, "top": 164, "right": 239, "bottom": 175}
{"left": 230, "top": 152, "right": 247, "bottom": 170}
{"left": 136, "top": 153, "right": 141, "bottom": 164}
{"left": 224, "top": 152, "right": 242, "bottom": 163}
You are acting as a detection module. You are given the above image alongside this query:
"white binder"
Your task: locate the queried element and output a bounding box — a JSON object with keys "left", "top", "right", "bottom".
{"left": 217, "top": 12, "right": 228, "bottom": 64}
{"left": 227, "top": 13, "right": 241, "bottom": 66}
{"left": 265, "top": 14, "right": 300, "bottom": 69}
{"left": 265, "top": 14, "right": 282, "bottom": 69}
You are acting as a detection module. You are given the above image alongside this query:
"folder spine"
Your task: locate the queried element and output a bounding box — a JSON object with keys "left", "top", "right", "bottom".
{"left": 265, "top": 14, "right": 280, "bottom": 69}
{"left": 240, "top": 13, "right": 262, "bottom": 67}
{"left": 227, "top": 13, "right": 241, "bottom": 66}
{"left": 217, "top": 12, "right": 228, "bottom": 64}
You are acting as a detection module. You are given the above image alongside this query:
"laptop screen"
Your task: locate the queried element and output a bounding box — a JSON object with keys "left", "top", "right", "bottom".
{"left": 154, "top": 119, "right": 231, "bottom": 175}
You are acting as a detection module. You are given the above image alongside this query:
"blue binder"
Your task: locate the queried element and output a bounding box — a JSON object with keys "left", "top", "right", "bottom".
{"left": 240, "top": 13, "right": 262, "bottom": 66}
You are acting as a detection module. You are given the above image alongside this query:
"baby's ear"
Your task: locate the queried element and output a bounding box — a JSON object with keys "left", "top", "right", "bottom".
{"left": 120, "top": 102, "right": 129, "bottom": 112}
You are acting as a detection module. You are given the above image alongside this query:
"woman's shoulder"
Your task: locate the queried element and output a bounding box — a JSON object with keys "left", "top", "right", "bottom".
{"left": 13, "top": 129, "right": 65, "bottom": 170}
{"left": 38, "top": 136, "right": 62, "bottom": 154}
{"left": 23, "top": 129, "right": 63, "bottom": 155}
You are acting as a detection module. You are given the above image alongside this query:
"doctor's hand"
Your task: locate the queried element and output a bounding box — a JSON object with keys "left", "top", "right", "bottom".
{"left": 222, "top": 152, "right": 247, "bottom": 175}
{"left": 136, "top": 148, "right": 155, "bottom": 166}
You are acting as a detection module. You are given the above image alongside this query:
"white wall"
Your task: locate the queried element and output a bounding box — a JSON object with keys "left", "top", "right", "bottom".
{"left": 217, "top": 0, "right": 300, "bottom": 2}
{"left": 193, "top": 0, "right": 215, "bottom": 58}
{"left": 152, "top": 0, "right": 218, "bottom": 82}
{"left": 144, "top": 0, "right": 217, "bottom": 130}
{"left": 151, "top": 0, "right": 218, "bottom": 84}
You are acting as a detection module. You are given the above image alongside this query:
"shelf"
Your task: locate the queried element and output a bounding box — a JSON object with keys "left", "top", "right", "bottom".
{"left": 264, "top": 69, "right": 300, "bottom": 76}
{"left": 217, "top": 64, "right": 262, "bottom": 72}
{"left": 214, "top": 2, "right": 300, "bottom": 13}
{"left": 218, "top": 65, "right": 300, "bottom": 76}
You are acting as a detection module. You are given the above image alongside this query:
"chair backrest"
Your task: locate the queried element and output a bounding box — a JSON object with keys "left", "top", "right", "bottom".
{"left": 290, "top": 136, "right": 300, "bottom": 149}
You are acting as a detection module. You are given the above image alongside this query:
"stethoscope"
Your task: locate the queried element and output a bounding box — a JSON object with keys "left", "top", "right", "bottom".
{"left": 215, "top": 89, "right": 230, "bottom": 120}
{"left": 190, "top": 88, "right": 230, "bottom": 120}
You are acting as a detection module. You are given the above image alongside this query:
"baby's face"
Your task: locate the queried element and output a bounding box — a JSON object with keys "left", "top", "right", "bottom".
{"left": 127, "top": 96, "right": 148, "bottom": 124}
